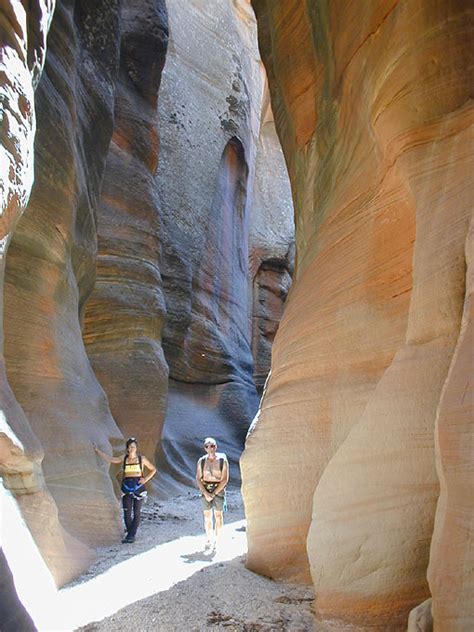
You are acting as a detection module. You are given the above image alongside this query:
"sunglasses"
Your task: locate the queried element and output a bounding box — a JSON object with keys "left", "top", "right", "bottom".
{"left": 204, "top": 443, "right": 216, "bottom": 448}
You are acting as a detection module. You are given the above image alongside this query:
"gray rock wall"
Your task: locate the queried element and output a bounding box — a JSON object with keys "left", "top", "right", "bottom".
{"left": 155, "top": 0, "right": 293, "bottom": 493}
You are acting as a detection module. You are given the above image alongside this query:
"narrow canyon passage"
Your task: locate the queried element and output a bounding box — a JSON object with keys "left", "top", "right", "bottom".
{"left": 1, "top": 1, "right": 473, "bottom": 631}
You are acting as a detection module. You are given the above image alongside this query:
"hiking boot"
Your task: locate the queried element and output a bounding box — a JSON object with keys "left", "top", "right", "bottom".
{"left": 122, "top": 535, "right": 135, "bottom": 544}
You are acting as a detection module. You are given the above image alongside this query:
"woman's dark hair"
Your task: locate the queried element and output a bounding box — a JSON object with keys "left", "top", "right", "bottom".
{"left": 126, "top": 437, "right": 138, "bottom": 449}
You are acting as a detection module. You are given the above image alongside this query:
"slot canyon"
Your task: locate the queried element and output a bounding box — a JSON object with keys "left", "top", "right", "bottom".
{"left": 0, "top": 1, "right": 472, "bottom": 630}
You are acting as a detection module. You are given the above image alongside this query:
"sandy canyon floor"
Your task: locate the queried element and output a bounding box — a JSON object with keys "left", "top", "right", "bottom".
{"left": 66, "top": 490, "right": 316, "bottom": 632}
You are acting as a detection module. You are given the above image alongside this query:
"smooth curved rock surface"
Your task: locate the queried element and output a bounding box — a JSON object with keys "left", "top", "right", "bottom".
{"left": 4, "top": 0, "right": 125, "bottom": 547}
{"left": 310, "top": 108, "right": 472, "bottom": 630}
{"left": 427, "top": 217, "right": 474, "bottom": 631}
{"left": 1, "top": 0, "right": 92, "bottom": 597}
{"left": 83, "top": 0, "right": 169, "bottom": 462}
{"left": 1, "top": 0, "right": 53, "bottom": 465}
{"left": 0, "top": 0, "right": 293, "bottom": 619}
{"left": 0, "top": 435, "right": 94, "bottom": 587}
{"left": 243, "top": 0, "right": 416, "bottom": 583}
{"left": 243, "top": 0, "right": 473, "bottom": 628}
{"left": 309, "top": 15, "right": 472, "bottom": 630}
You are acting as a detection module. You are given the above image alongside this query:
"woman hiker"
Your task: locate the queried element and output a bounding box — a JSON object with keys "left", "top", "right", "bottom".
{"left": 94, "top": 437, "right": 156, "bottom": 543}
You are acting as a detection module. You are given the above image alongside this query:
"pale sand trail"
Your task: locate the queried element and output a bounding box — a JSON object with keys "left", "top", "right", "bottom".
{"left": 68, "top": 490, "right": 316, "bottom": 631}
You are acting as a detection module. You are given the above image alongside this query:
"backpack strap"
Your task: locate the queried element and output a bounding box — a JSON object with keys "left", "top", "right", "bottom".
{"left": 200, "top": 455, "right": 225, "bottom": 478}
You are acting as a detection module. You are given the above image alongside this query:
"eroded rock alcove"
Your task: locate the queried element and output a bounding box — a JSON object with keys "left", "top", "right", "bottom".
{"left": 153, "top": 0, "right": 294, "bottom": 494}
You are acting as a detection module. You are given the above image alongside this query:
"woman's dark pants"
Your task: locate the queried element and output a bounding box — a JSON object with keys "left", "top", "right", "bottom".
{"left": 122, "top": 494, "right": 142, "bottom": 538}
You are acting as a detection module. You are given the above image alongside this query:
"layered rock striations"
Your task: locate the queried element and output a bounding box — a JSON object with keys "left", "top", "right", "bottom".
{"left": 243, "top": 0, "right": 473, "bottom": 629}
{"left": 309, "top": 95, "right": 472, "bottom": 629}
{"left": 155, "top": 0, "right": 293, "bottom": 492}
{"left": 0, "top": 0, "right": 52, "bottom": 503}
{"left": 4, "top": 0, "right": 126, "bottom": 550}
{"left": 0, "top": 3, "right": 296, "bottom": 628}
{"left": 243, "top": 0, "right": 415, "bottom": 584}
{"left": 0, "top": 0, "right": 94, "bottom": 595}
{"left": 82, "top": 0, "right": 169, "bottom": 462}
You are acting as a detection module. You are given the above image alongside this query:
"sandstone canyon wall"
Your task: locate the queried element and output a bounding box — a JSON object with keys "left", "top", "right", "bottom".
{"left": 1, "top": 3, "right": 293, "bottom": 618}
{"left": 242, "top": 1, "right": 473, "bottom": 630}
{"left": 154, "top": 0, "right": 293, "bottom": 494}
{"left": 4, "top": 0, "right": 126, "bottom": 550}
{"left": 82, "top": 0, "right": 169, "bottom": 463}
{"left": 0, "top": 548, "right": 35, "bottom": 631}
{"left": 427, "top": 214, "right": 474, "bottom": 629}
{"left": 0, "top": 0, "right": 97, "bottom": 605}
{"left": 2, "top": 1, "right": 168, "bottom": 606}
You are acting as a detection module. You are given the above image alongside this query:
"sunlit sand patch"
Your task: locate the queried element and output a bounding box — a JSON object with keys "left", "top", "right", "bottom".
{"left": 35, "top": 519, "right": 246, "bottom": 630}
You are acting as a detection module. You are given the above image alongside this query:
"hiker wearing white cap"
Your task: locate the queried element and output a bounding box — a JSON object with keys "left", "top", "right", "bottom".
{"left": 196, "top": 437, "right": 229, "bottom": 552}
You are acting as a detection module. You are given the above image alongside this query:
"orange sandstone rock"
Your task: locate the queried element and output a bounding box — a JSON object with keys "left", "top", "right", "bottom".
{"left": 243, "top": 0, "right": 415, "bottom": 583}
{"left": 244, "top": 0, "right": 473, "bottom": 628}
{"left": 428, "top": 217, "right": 474, "bottom": 631}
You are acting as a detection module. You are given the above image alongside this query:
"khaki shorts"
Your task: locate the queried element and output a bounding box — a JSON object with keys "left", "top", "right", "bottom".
{"left": 201, "top": 491, "right": 225, "bottom": 511}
